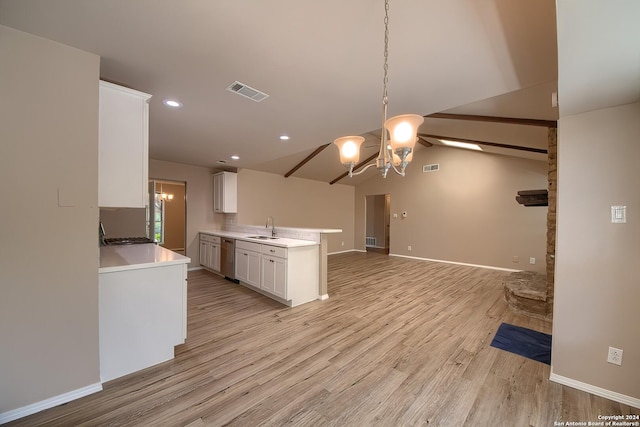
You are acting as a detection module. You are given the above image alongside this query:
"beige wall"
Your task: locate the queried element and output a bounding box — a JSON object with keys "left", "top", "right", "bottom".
{"left": 355, "top": 145, "right": 548, "bottom": 272}
{"left": 552, "top": 102, "right": 640, "bottom": 399}
{"left": 149, "top": 159, "right": 222, "bottom": 268}
{"left": 236, "top": 169, "right": 355, "bottom": 253}
{"left": 0, "top": 25, "right": 100, "bottom": 413}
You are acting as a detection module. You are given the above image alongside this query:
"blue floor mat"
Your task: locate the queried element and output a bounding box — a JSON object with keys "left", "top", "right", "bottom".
{"left": 490, "top": 323, "right": 552, "bottom": 365}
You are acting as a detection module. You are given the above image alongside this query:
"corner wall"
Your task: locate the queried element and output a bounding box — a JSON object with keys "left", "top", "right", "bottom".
{"left": 0, "top": 25, "right": 100, "bottom": 415}
{"left": 552, "top": 102, "right": 640, "bottom": 401}
{"left": 355, "top": 145, "right": 548, "bottom": 272}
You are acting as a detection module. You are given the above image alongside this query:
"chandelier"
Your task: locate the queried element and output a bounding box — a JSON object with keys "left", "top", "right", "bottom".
{"left": 158, "top": 182, "right": 174, "bottom": 201}
{"left": 334, "top": 0, "right": 424, "bottom": 178}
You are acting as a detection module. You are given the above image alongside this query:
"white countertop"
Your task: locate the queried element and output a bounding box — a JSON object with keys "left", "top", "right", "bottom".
{"left": 100, "top": 244, "right": 191, "bottom": 273}
{"left": 200, "top": 230, "right": 319, "bottom": 248}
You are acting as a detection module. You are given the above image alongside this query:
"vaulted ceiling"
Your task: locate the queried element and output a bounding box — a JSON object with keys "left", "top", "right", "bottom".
{"left": 0, "top": 0, "right": 560, "bottom": 184}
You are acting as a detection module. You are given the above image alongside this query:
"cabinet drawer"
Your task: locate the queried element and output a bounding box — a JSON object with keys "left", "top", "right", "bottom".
{"left": 236, "top": 240, "right": 261, "bottom": 253}
{"left": 261, "top": 244, "right": 287, "bottom": 258}
{"left": 200, "top": 234, "right": 221, "bottom": 244}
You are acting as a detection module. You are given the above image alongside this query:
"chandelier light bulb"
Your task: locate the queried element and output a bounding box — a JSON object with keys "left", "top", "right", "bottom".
{"left": 333, "top": 136, "right": 365, "bottom": 166}
{"left": 393, "top": 121, "right": 414, "bottom": 143}
{"left": 342, "top": 141, "right": 358, "bottom": 159}
{"left": 385, "top": 114, "right": 424, "bottom": 153}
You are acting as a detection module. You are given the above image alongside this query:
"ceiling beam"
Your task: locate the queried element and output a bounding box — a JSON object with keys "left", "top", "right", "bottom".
{"left": 425, "top": 113, "right": 557, "bottom": 128}
{"left": 329, "top": 152, "right": 379, "bottom": 185}
{"left": 419, "top": 133, "right": 548, "bottom": 154}
{"left": 417, "top": 136, "right": 433, "bottom": 147}
{"left": 284, "top": 143, "right": 330, "bottom": 178}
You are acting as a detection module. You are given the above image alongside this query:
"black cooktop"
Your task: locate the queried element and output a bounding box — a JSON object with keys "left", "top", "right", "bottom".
{"left": 104, "top": 237, "right": 154, "bottom": 246}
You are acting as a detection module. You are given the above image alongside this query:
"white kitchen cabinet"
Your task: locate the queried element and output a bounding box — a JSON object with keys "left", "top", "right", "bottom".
{"left": 261, "top": 253, "right": 286, "bottom": 299}
{"left": 260, "top": 244, "right": 287, "bottom": 299}
{"left": 99, "top": 80, "right": 152, "bottom": 208}
{"left": 213, "top": 172, "right": 237, "bottom": 213}
{"left": 235, "top": 240, "right": 318, "bottom": 306}
{"left": 99, "top": 262, "right": 187, "bottom": 382}
{"left": 209, "top": 242, "right": 220, "bottom": 272}
{"left": 199, "top": 240, "right": 208, "bottom": 266}
{"left": 235, "top": 240, "right": 261, "bottom": 288}
{"left": 199, "top": 233, "right": 221, "bottom": 273}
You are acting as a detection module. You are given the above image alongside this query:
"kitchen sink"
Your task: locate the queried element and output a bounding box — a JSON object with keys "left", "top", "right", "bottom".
{"left": 247, "top": 236, "right": 278, "bottom": 240}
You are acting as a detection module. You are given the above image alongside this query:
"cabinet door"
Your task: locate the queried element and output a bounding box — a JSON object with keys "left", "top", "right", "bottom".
{"left": 235, "top": 248, "right": 250, "bottom": 284}
{"left": 261, "top": 256, "right": 276, "bottom": 295}
{"left": 199, "top": 241, "right": 208, "bottom": 267}
{"left": 210, "top": 243, "right": 220, "bottom": 272}
{"left": 99, "top": 81, "right": 151, "bottom": 208}
{"left": 213, "top": 172, "right": 237, "bottom": 213}
{"left": 261, "top": 255, "right": 287, "bottom": 299}
{"left": 272, "top": 257, "right": 287, "bottom": 299}
{"left": 246, "top": 251, "right": 261, "bottom": 288}
{"left": 213, "top": 173, "right": 223, "bottom": 213}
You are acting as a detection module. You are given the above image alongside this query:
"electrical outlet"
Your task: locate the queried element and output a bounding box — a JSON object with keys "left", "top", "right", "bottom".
{"left": 341, "top": 241, "right": 344, "bottom": 247}
{"left": 607, "top": 347, "right": 623, "bottom": 366}
{"left": 408, "top": 245, "right": 412, "bottom": 251}
{"left": 529, "top": 257, "right": 536, "bottom": 265}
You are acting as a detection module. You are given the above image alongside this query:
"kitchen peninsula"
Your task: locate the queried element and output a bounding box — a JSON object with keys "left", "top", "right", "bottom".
{"left": 200, "top": 225, "right": 341, "bottom": 305}
{"left": 99, "top": 244, "right": 190, "bottom": 382}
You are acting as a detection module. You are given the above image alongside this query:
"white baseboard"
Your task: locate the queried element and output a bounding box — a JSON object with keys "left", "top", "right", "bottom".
{"left": 550, "top": 371, "right": 640, "bottom": 409}
{"left": 390, "top": 253, "right": 521, "bottom": 272}
{"left": 330, "top": 250, "right": 523, "bottom": 272}
{"left": 187, "top": 266, "right": 204, "bottom": 272}
{"left": 319, "top": 294, "right": 329, "bottom": 300}
{"left": 0, "top": 382, "right": 102, "bottom": 424}
{"left": 328, "top": 249, "right": 361, "bottom": 255}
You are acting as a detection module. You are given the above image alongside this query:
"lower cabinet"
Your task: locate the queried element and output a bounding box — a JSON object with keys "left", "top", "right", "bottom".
{"left": 235, "top": 240, "right": 261, "bottom": 288}
{"left": 236, "top": 239, "right": 318, "bottom": 307}
{"left": 261, "top": 254, "right": 286, "bottom": 299}
{"left": 199, "top": 233, "right": 221, "bottom": 273}
{"left": 99, "top": 263, "right": 187, "bottom": 382}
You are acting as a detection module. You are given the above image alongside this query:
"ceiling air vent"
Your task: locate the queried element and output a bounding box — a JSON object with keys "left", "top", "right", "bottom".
{"left": 423, "top": 163, "right": 440, "bottom": 173}
{"left": 226, "top": 81, "right": 269, "bottom": 102}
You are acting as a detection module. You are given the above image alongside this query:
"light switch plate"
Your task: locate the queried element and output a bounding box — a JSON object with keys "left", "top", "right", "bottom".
{"left": 611, "top": 206, "right": 627, "bottom": 223}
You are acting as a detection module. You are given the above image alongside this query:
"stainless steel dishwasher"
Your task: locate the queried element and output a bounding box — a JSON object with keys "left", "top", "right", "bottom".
{"left": 220, "top": 238, "right": 236, "bottom": 280}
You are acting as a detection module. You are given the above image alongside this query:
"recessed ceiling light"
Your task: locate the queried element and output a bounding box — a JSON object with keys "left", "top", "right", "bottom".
{"left": 439, "top": 139, "right": 483, "bottom": 151}
{"left": 163, "top": 99, "right": 182, "bottom": 108}
{"left": 230, "top": 155, "right": 240, "bottom": 160}
{"left": 217, "top": 160, "right": 226, "bottom": 164}
{"left": 279, "top": 135, "right": 290, "bottom": 141}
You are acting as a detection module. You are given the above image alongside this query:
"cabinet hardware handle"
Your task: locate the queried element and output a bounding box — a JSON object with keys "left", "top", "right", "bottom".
{"left": 270, "top": 259, "right": 274, "bottom": 263}
{"left": 270, "top": 249, "right": 275, "bottom": 252}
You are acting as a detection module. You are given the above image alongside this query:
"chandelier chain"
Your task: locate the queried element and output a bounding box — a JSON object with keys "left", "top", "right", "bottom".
{"left": 382, "top": 0, "right": 390, "bottom": 107}
{"left": 333, "top": 0, "right": 422, "bottom": 180}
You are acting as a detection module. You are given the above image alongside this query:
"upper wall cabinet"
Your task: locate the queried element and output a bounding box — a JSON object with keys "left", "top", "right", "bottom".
{"left": 213, "top": 171, "right": 237, "bottom": 213}
{"left": 99, "top": 81, "right": 152, "bottom": 208}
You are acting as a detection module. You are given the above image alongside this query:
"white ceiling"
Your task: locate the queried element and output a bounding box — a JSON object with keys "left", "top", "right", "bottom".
{"left": 556, "top": 1, "right": 640, "bottom": 118}
{"left": 0, "top": 0, "right": 561, "bottom": 185}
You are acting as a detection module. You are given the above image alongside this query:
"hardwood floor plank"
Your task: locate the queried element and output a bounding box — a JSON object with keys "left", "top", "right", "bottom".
{"left": 6, "top": 252, "right": 639, "bottom": 427}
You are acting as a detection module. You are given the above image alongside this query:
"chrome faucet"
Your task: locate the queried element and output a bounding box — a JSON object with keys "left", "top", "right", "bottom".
{"left": 266, "top": 216, "right": 276, "bottom": 237}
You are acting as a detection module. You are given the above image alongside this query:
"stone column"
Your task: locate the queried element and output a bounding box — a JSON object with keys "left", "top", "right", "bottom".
{"left": 546, "top": 127, "right": 557, "bottom": 317}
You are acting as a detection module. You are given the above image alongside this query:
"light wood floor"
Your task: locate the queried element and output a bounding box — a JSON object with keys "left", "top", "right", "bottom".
{"left": 9, "top": 252, "right": 639, "bottom": 426}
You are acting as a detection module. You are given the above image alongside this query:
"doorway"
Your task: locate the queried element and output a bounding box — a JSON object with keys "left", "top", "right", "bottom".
{"left": 148, "top": 179, "right": 187, "bottom": 255}
{"left": 365, "top": 194, "right": 390, "bottom": 254}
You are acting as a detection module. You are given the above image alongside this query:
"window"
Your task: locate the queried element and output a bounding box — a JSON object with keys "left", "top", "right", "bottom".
{"left": 146, "top": 192, "right": 165, "bottom": 244}
{"left": 153, "top": 194, "right": 165, "bottom": 244}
